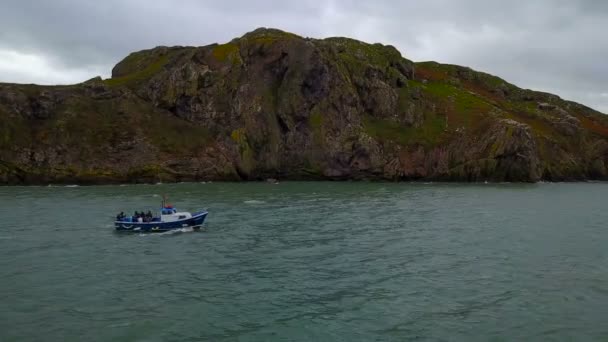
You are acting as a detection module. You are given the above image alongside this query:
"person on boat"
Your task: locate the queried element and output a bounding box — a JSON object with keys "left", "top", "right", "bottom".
{"left": 116, "top": 212, "right": 125, "bottom": 221}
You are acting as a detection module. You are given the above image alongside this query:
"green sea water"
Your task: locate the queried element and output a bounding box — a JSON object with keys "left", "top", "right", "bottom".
{"left": 1, "top": 182, "right": 608, "bottom": 341}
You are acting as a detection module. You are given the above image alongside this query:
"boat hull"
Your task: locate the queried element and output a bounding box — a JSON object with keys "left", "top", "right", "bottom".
{"left": 114, "top": 211, "right": 208, "bottom": 232}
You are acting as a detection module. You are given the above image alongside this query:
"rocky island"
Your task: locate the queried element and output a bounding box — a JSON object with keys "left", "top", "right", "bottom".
{"left": 1, "top": 28, "right": 608, "bottom": 184}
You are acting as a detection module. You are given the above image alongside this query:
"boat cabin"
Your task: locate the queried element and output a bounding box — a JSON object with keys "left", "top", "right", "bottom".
{"left": 160, "top": 205, "right": 192, "bottom": 222}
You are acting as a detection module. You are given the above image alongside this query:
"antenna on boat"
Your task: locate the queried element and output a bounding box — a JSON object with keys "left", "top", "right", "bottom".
{"left": 162, "top": 194, "right": 167, "bottom": 208}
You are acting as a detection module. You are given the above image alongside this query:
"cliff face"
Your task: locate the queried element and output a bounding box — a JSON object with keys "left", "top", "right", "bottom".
{"left": 1, "top": 28, "right": 608, "bottom": 184}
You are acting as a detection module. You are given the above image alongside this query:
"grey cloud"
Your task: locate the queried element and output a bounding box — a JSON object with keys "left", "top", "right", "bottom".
{"left": 0, "top": 0, "right": 606, "bottom": 112}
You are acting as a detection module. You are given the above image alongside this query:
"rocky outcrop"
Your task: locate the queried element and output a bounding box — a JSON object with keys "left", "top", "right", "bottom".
{"left": 1, "top": 27, "right": 608, "bottom": 184}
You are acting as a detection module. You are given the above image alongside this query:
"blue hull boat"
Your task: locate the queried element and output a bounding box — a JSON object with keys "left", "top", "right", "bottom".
{"left": 115, "top": 211, "right": 208, "bottom": 232}
{"left": 115, "top": 196, "right": 208, "bottom": 233}
{"left": 115, "top": 194, "right": 209, "bottom": 234}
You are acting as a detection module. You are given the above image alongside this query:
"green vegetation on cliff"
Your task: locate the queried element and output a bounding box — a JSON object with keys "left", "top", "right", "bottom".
{"left": 104, "top": 55, "right": 169, "bottom": 87}
{"left": 363, "top": 113, "right": 445, "bottom": 147}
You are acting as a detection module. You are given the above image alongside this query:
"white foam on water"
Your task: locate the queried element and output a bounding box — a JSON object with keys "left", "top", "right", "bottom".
{"left": 159, "top": 227, "right": 195, "bottom": 235}
{"left": 65, "top": 185, "right": 79, "bottom": 188}
{"left": 244, "top": 200, "right": 266, "bottom": 204}
{"left": 136, "top": 227, "right": 196, "bottom": 237}
{"left": 108, "top": 322, "right": 131, "bottom": 328}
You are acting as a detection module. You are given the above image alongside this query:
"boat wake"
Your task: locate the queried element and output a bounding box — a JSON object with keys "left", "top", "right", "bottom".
{"left": 161, "top": 227, "right": 195, "bottom": 235}
{"left": 137, "top": 227, "right": 198, "bottom": 237}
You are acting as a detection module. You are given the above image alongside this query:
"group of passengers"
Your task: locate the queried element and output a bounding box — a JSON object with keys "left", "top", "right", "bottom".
{"left": 116, "top": 211, "right": 154, "bottom": 222}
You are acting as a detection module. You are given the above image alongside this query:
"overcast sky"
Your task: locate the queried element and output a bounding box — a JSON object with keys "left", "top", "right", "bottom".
{"left": 1, "top": 0, "right": 607, "bottom": 112}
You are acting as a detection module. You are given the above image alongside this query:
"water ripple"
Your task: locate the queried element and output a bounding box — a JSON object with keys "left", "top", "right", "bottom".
{"left": 1, "top": 182, "right": 608, "bottom": 341}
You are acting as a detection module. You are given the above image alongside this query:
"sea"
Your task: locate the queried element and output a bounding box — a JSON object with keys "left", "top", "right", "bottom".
{"left": 1, "top": 182, "right": 607, "bottom": 341}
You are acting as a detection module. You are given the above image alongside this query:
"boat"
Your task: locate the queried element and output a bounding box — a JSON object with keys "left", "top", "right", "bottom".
{"left": 114, "top": 197, "right": 208, "bottom": 232}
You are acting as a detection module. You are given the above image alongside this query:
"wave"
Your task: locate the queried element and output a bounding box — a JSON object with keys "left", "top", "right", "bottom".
{"left": 243, "top": 200, "right": 266, "bottom": 204}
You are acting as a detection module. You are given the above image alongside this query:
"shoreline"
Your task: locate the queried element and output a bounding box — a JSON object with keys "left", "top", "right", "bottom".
{"left": 2, "top": 179, "right": 607, "bottom": 187}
